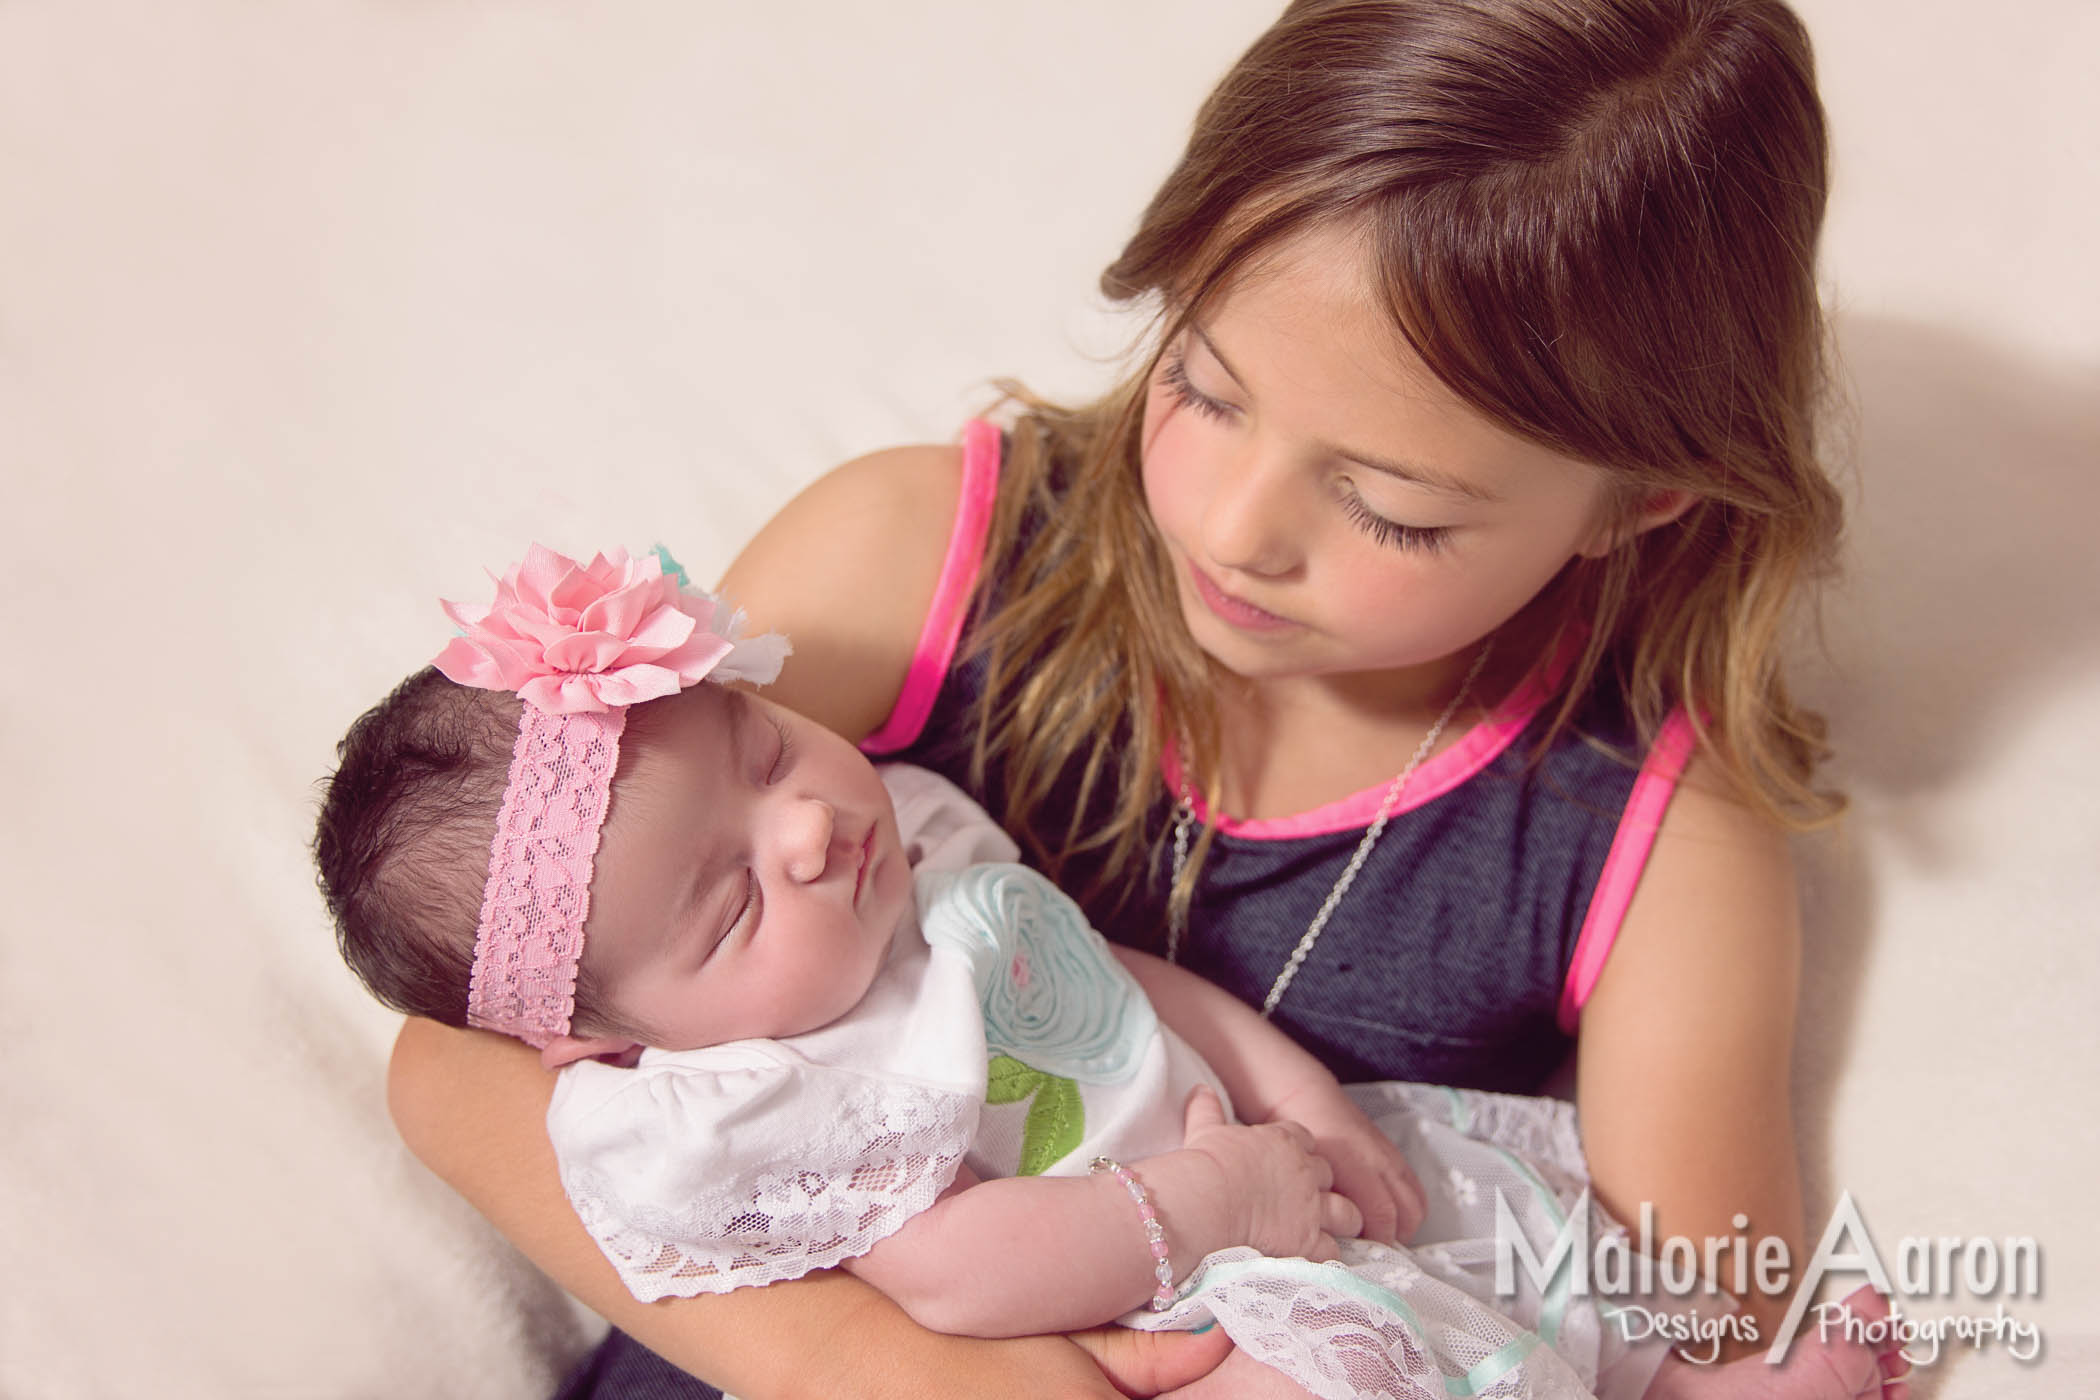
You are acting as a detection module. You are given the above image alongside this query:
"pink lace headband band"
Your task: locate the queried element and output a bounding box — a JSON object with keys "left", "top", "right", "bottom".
{"left": 432, "top": 544, "right": 788, "bottom": 1049}
{"left": 463, "top": 705, "right": 624, "bottom": 1047}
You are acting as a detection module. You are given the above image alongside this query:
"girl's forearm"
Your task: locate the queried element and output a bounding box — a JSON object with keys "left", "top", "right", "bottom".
{"left": 1110, "top": 946, "right": 1333, "bottom": 1120}
{"left": 845, "top": 1152, "right": 1237, "bottom": 1337}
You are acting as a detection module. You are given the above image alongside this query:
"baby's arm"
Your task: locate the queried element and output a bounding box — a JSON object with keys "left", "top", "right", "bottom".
{"left": 389, "top": 1018, "right": 1244, "bottom": 1399}
{"left": 844, "top": 1085, "right": 1348, "bottom": 1336}
{"left": 1110, "top": 947, "right": 1427, "bottom": 1245}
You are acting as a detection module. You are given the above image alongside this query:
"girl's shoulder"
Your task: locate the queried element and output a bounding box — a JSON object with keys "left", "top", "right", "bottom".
{"left": 1571, "top": 748, "right": 1803, "bottom": 1286}
{"left": 1575, "top": 745, "right": 1800, "bottom": 1087}
{"left": 720, "top": 440, "right": 969, "bottom": 740}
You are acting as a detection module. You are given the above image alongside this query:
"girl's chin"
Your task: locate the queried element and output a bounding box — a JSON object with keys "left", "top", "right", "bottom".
{"left": 1187, "top": 627, "right": 1476, "bottom": 694}
{"left": 1182, "top": 605, "right": 1328, "bottom": 675}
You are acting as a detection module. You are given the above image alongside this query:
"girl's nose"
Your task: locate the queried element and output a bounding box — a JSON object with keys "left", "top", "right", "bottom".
{"left": 1200, "top": 442, "right": 1300, "bottom": 578}
{"left": 775, "top": 796, "right": 839, "bottom": 884}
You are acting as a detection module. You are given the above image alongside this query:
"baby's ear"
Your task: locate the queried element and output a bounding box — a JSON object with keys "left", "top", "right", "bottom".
{"left": 539, "top": 1033, "right": 644, "bottom": 1070}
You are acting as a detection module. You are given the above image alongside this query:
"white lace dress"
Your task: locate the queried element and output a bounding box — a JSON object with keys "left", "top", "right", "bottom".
{"left": 548, "top": 767, "right": 1671, "bottom": 1400}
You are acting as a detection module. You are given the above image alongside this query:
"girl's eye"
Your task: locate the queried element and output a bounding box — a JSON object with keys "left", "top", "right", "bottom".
{"left": 1339, "top": 486, "right": 1451, "bottom": 555}
{"left": 1159, "top": 347, "right": 1238, "bottom": 424}
{"left": 766, "top": 715, "right": 794, "bottom": 784}
{"left": 1158, "top": 339, "right": 1447, "bottom": 554}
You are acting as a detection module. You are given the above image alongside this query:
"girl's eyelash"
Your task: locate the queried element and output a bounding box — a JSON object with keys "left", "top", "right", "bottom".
{"left": 1340, "top": 487, "right": 1451, "bottom": 554}
{"left": 1159, "top": 347, "right": 1237, "bottom": 422}
{"left": 1163, "top": 339, "right": 1447, "bottom": 555}
{"left": 767, "top": 716, "right": 793, "bottom": 783}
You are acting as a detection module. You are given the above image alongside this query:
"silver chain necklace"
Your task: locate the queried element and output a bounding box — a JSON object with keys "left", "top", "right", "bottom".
{"left": 1166, "top": 642, "right": 1493, "bottom": 1018}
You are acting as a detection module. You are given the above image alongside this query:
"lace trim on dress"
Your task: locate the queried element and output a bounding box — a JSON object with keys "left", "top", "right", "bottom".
{"left": 560, "top": 1075, "right": 978, "bottom": 1301}
{"left": 1145, "top": 1245, "right": 1600, "bottom": 1400}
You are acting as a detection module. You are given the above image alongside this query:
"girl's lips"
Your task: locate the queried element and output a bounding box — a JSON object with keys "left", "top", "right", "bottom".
{"left": 1187, "top": 561, "right": 1297, "bottom": 631}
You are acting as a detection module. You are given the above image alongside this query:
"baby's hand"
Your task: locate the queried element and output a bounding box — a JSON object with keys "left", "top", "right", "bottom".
{"left": 1267, "top": 1079, "right": 1425, "bottom": 1246}
{"left": 1178, "top": 1084, "right": 1358, "bottom": 1261}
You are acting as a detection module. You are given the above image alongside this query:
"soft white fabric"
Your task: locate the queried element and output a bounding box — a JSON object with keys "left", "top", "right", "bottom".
{"left": 6, "top": 4, "right": 2095, "bottom": 1397}
{"left": 884, "top": 761, "right": 1025, "bottom": 874}
{"left": 549, "top": 924, "right": 984, "bottom": 1299}
{"left": 555, "top": 1046, "right": 979, "bottom": 1301}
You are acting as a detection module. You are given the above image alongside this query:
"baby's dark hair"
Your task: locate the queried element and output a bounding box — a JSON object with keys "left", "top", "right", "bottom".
{"left": 313, "top": 668, "right": 631, "bottom": 1040}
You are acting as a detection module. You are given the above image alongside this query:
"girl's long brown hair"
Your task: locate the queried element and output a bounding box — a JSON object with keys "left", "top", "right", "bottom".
{"left": 964, "top": 0, "right": 1843, "bottom": 921}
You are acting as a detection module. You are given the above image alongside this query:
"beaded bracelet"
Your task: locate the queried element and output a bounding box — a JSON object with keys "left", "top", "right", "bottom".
{"left": 1089, "top": 1156, "right": 1175, "bottom": 1311}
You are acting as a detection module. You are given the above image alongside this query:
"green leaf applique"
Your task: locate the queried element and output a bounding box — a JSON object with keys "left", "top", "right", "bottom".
{"left": 984, "top": 1054, "right": 1085, "bottom": 1175}
{"left": 986, "top": 1054, "right": 1040, "bottom": 1106}
{"left": 1018, "top": 1075, "right": 1084, "bottom": 1176}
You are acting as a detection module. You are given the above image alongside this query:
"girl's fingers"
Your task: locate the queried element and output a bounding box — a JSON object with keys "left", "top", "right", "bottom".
{"left": 1397, "top": 1170, "right": 1428, "bottom": 1236}
{"left": 1354, "top": 1191, "right": 1399, "bottom": 1246}
{"left": 1069, "top": 1324, "right": 1235, "bottom": 1398}
{"left": 1379, "top": 1169, "right": 1424, "bottom": 1242}
{"left": 1322, "top": 1191, "right": 1364, "bottom": 1241}
{"left": 1181, "top": 1084, "right": 1226, "bottom": 1137}
{"left": 1306, "top": 1230, "right": 1342, "bottom": 1264}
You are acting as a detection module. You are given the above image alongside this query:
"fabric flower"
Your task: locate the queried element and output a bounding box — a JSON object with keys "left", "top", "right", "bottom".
{"left": 919, "top": 864, "right": 1157, "bottom": 1085}
{"left": 433, "top": 543, "right": 788, "bottom": 713}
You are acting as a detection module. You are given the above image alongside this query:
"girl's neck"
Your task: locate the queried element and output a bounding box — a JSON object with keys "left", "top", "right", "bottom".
{"left": 1204, "top": 609, "right": 1563, "bottom": 822}
{"left": 1206, "top": 663, "right": 1472, "bottom": 822}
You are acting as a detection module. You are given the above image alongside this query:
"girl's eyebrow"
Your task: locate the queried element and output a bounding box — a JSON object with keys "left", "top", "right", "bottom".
{"left": 1187, "top": 320, "right": 1503, "bottom": 507}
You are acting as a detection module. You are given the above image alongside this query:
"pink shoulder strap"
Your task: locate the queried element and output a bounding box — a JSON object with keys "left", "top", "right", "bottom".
{"left": 861, "top": 420, "right": 1003, "bottom": 755}
{"left": 1556, "top": 708, "right": 1699, "bottom": 1032}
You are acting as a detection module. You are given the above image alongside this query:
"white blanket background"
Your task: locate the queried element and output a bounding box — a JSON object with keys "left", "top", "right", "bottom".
{"left": 3, "top": 3, "right": 2093, "bottom": 1396}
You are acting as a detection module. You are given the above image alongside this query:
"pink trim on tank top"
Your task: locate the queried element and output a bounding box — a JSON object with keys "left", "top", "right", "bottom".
{"left": 1160, "top": 634, "right": 1581, "bottom": 841}
{"left": 860, "top": 419, "right": 1003, "bottom": 756}
{"left": 1555, "top": 707, "right": 1698, "bottom": 1034}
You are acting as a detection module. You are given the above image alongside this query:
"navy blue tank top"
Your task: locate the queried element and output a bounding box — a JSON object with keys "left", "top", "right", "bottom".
{"left": 869, "top": 423, "right": 1690, "bottom": 1094}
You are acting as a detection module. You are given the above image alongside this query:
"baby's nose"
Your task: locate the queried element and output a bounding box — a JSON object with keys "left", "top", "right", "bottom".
{"left": 779, "top": 796, "right": 838, "bottom": 884}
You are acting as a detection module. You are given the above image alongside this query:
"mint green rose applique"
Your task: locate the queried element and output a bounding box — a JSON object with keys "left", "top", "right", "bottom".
{"left": 918, "top": 864, "right": 1157, "bottom": 1085}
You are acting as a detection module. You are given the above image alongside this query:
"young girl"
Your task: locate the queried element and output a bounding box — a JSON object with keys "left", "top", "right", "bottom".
{"left": 383, "top": 2, "right": 1902, "bottom": 1396}
{"left": 319, "top": 547, "right": 1898, "bottom": 1400}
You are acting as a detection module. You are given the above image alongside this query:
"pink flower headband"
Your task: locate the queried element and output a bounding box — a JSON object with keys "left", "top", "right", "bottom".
{"left": 432, "top": 544, "right": 788, "bottom": 1049}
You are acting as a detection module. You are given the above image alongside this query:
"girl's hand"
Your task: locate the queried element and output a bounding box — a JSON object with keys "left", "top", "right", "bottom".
{"left": 1071, "top": 1323, "right": 1235, "bottom": 1396}
{"left": 1177, "top": 1084, "right": 1358, "bottom": 1260}
{"left": 1267, "top": 1079, "right": 1426, "bottom": 1246}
